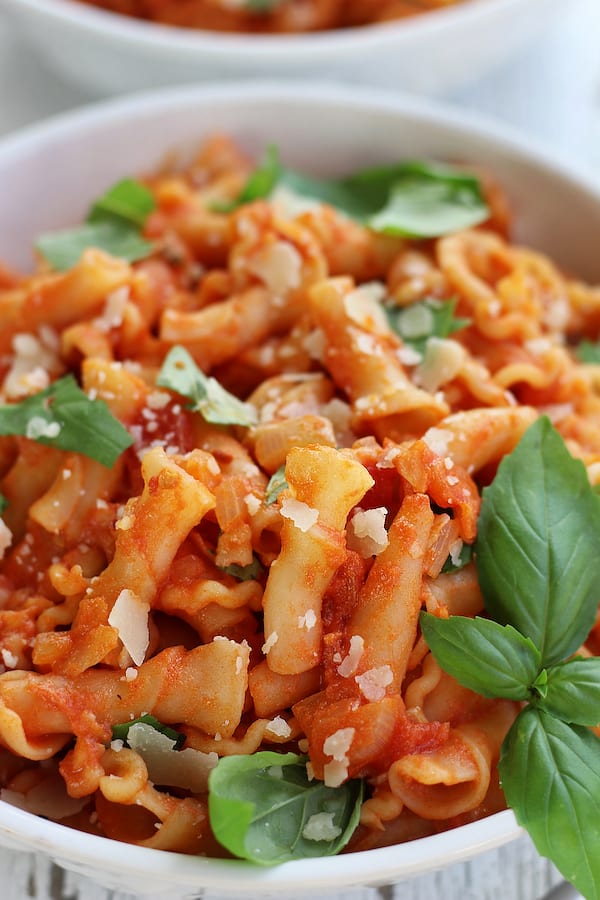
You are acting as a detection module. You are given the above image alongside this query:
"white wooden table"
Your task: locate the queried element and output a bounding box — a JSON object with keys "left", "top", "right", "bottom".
{"left": 0, "top": 2, "right": 598, "bottom": 897}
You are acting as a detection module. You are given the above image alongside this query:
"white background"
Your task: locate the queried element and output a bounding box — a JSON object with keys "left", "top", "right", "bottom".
{"left": 0, "top": 1, "right": 598, "bottom": 898}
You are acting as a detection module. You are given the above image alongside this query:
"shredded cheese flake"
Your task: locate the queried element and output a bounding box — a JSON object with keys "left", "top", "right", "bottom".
{"left": 302, "top": 812, "right": 342, "bottom": 843}
{"left": 337, "top": 635, "right": 365, "bottom": 678}
{"left": 355, "top": 665, "right": 394, "bottom": 701}
{"left": 347, "top": 507, "right": 389, "bottom": 558}
{"left": 280, "top": 498, "right": 319, "bottom": 532}
{"left": 126, "top": 723, "right": 218, "bottom": 793}
{"left": 108, "top": 589, "right": 150, "bottom": 667}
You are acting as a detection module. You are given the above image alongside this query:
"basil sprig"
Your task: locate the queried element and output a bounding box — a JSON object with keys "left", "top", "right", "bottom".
{"left": 208, "top": 751, "right": 363, "bottom": 864}
{"left": 421, "top": 416, "right": 600, "bottom": 899}
{"left": 112, "top": 714, "right": 185, "bottom": 750}
{"left": 37, "top": 178, "right": 156, "bottom": 272}
{"left": 265, "top": 464, "right": 288, "bottom": 505}
{"left": 229, "top": 146, "right": 489, "bottom": 238}
{"left": 157, "top": 345, "right": 257, "bottom": 428}
{"left": 0, "top": 375, "right": 133, "bottom": 468}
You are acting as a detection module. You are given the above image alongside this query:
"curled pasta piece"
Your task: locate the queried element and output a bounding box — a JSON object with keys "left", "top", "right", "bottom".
{"left": 388, "top": 724, "right": 493, "bottom": 820}
{"left": 309, "top": 277, "right": 448, "bottom": 439}
{"left": 263, "top": 445, "right": 373, "bottom": 675}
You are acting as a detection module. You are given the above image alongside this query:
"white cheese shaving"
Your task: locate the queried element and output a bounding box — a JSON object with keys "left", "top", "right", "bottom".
{"left": 108, "top": 589, "right": 150, "bottom": 667}
{"left": 280, "top": 498, "right": 319, "bottom": 532}
{"left": 346, "top": 507, "right": 389, "bottom": 558}
{"left": 126, "top": 723, "right": 218, "bottom": 793}
{"left": 247, "top": 241, "right": 302, "bottom": 296}
{"left": 25, "top": 417, "right": 61, "bottom": 440}
{"left": 94, "top": 286, "right": 129, "bottom": 332}
{"left": 423, "top": 427, "right": 453, "bottom": 456}
{"left": 262, "top": 631, "right": 279, "bottom": 654}
{"left": 355, "top": 665, "right": 394, "bottom": 702}
{"left": 265, "top": 716, "right": 292, "bottom": 739}
{"left": 302, "top": 812, "right": 342, "bottom": 842}
{"left": 343, "top": 283, "right": 388, "bottom": 331}
{"left": 337, "top": 635, "right": 365, "bottom": 678}
{"left": 0, "top": 520, "right": 13, "bottom": 562}
{"left": 323, "top": 728, "right": 355, "bottom": 761}
{"left": 298, "top": 609, "right": 317, "bottom": 631}
{"left": 415, "top": 337, "right": 465, "bottom": 393}
{"left": 0, "top": 649, "right": 18, "bottom": 669}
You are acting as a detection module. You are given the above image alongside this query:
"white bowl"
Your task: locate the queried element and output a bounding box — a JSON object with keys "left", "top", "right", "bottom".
{"left": 0, "top": 81, "right": 597, "bottom": 897}
{"left": 4, "top": 0, "right": 563, "bottom": 96}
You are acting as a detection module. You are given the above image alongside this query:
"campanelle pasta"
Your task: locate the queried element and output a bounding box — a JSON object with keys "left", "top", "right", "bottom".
{"left": 0, "top": 134, "right": 600, "bottom": 857}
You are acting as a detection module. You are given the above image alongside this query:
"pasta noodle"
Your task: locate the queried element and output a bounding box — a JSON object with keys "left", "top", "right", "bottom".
{"left": 0, "top": 133, "right": 600, "bottom": 859}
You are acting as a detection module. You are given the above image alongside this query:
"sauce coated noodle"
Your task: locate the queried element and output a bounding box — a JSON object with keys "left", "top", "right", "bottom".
{"left": 0, "top": 134, "right": 600, "bottom": 856}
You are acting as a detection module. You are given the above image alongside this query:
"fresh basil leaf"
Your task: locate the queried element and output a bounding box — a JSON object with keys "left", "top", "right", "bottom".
{"left": 36, "top": 221, "right": 154, "bottom": 272}
{"left": 88, "top": 178, "right": 156, "bottom": 229}
{"left": 157, "top": 346, "right": 258, "bottom": 428}
{"left": 0, "top": 493, "right": 7, "bottom": 516}
{"left": 420, "top": 613, "right": 540, "bottom": 701}
{"left": 0, "top": 375, "right": 133, "bottom": 468}
{"left": 112, "top": 714, "right": 186, "bottom": 750}
{"left": 476, "top": 416, "right": 600, "bottom": 666}
{"left": 500, "top": 706, "right": 600, "bottom": 900}
{"left": 208, "top": 751, "right": 363, "bottom": 865}
{"left": 386, "top": 297, "right": 470, "bottom": 357}
{"left": 236, "top": 145, "right": 282, "bottom": 207}
{"left": 37, "top": 178, "right": 156, "bottom": 271}
{"left": 234, "top": 153, "right": 488, "bottom": 238}
{"left": 576, "top": 339, "right": 600, "bottom": 364}
{"left": 535, "top": 658, "right": 600, "bottom": 725}
{"left": 265, "top": 465, "right": 288, "bottom": 505}
{"left": 220, "top": 556, "right": 264, "bottom": 582}
{"left": 441, "top": 542, "right": 474, "bottom": 573}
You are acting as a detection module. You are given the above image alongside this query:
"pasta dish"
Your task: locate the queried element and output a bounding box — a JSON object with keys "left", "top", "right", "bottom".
{"left": 0, "top": 134, "right": 599, "bottom": 863}
{"left": 74, "top": 0, "right": 468, "bottom": 33}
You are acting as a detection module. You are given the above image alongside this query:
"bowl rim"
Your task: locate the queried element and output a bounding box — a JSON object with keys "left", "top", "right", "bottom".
{"left": 0, "top": 799, "right": 522, "bottom": 891}
{"left": 0, "top": 78, "right": 596, "bottom": 889}
{"left": 3, "top": 0, "right": 553, "bottom": 59}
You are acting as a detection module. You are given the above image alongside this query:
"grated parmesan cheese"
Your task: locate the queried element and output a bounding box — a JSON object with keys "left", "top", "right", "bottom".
{"left": 415, "top": 337, "right": 465, "bottom": 394}
{"left": 25, "top": 417, "right": 61, "bottom": 440}
{"left": 346, "top": 507, "right": 389, "bottom": 558}
{"left": 297, "top": 609, "right": 317, "bottom": 631}
{"left": 126, "top": 723, "right": 219, "bottom": 793}
{"left": 1, "top": 648, "right": 18, "bottom": 669}
{"left": 337, "top": 635, "right": 365, "bottom": 678}
{"left": 265, "top": 716, "right": 292, "bottom": 739}
{"left": 247, "top": 241, "right": 302, "bottom": 296}
{"left": 0, "top": 520, "right": 12, "bottom": 561}
{"left": 423, "top": 427, "right": 453, "bottom": 456}
{"left": 108, "top": 589, "right": 150, "bottom": 666}
{"left": 280, "top": 498, "right": 319, "bottom": 532}
{"left": 302, "top": 812, "right": 342, "bottom": 843}
{"left": 355, "top": 665, "right": 394, "bottom": 702}
{"left": 262, "top": 631, "right": 279, "bottom": 654}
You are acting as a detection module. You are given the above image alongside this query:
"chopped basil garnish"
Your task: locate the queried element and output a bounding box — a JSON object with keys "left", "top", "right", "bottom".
{"left": 157, "top": 345, "right": 258, "bottom": 427}
{"left": 576, "top": 338, "right": 600, "bottom": 364}
{"left": 265, "top": 465, "right": 288, "bottom": 505}
{"left": 220, "top": 556, "right": 264, "bottom": 581}
{"left": 0, "top": 493, "right": 7, "bottom": 516}
{"left": 421, "top": 417, "right": 600, "bottom": 899}
{"left": 208, "top": 751, "right": 363, "bottom": 864}
{"left": 37, "top": 178, "right": 156, "bottom": 271}
{"left": 440, "top": 541, "right": 473, "bottom": 573}
{"left": 0, "top": 375, "right": 133, "bottom": 468}
{"left": 112, "top": 714, "right": 186, "bottom": 750}
{"left": 230, "top": 147, "right": 489, "bottom": 238}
